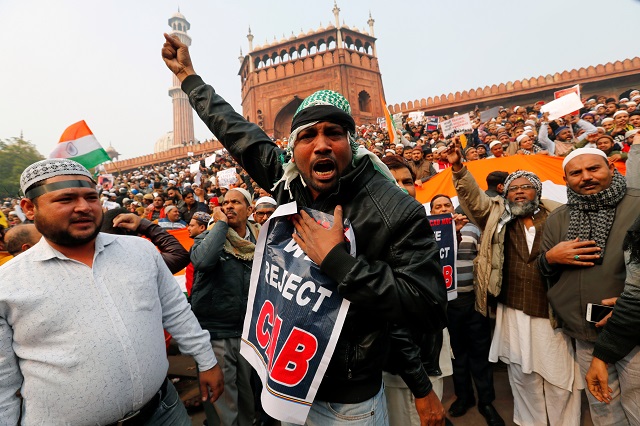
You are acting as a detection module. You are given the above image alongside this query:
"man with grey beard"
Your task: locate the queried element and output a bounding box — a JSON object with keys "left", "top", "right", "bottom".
{"left": 445, "top": 146, "right": 583, "bottom": 426}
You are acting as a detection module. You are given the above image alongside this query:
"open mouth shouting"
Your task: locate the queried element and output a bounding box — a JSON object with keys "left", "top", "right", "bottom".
{"left": 312, "top": 158, "right": 337, "bottom": 182}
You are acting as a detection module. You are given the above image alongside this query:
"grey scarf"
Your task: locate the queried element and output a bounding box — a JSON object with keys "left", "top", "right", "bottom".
{"left": 566, "top": 169, "right": 626, "bottom": 258}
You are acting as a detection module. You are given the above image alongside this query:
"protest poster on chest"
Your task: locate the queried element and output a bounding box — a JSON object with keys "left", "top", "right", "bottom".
{"left": 240, "top": 202, "right": 354, "bottom": 423}
{"left": 426, "top": 213, "right": 458, "bottom": 301}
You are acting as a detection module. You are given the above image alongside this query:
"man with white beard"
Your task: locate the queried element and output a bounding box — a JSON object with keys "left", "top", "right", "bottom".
{"left": 444, "top": 146, "right": 583, "bottom": 426}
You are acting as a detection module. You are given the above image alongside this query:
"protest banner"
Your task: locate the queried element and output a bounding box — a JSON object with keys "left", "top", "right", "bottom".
{"left": 393, "top": 112, "right": 404, "bottom": 130}
{"left": 408, "top": 111, "right": 425, "bottom": 124}
{"left": 377, "top": 117, "right": 386, "bottom": 128}
{"left": 427, "top": 213, "right": 457, "bottom": 301}
{"left": 240, "top": 202, "right": 353, "bottom": 423}
{"left": 440, "top": 113, "right": 473, "bottom": 138}
{"left": 425, "top": 116, "right": 439, "bottom": 132}
{"left": 187, "top": 151, "right": 194, "bottom": 157}
{"left": 97, "top": 174, "right": 114, "bottom": 191}
{"left": 540, "top": 92, "right": 583, "bottom": 121}
{"left": 554, "top": 84, "right": 581, "bottom": 116}
{"left": 216, "top": 167, "right": 237, "bottom": 187}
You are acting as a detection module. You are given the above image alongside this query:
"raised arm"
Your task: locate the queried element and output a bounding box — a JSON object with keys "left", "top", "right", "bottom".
{"left": 162, "top": 34, "right": 285, "bottom": 193}
{"left": 444, "top": 146, "right": 498, "bottom": 230}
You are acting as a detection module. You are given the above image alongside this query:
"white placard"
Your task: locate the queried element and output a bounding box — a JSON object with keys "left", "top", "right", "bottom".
{"left": 204, "top": 154, "right": 217, "bottom": 168}
{"left": 440, "top": 113, "right": 473, "bottom": 138}
{"left": 216, "top": 168, "right": 237, "bottom": 187}
{"left": 540, "top": 93, "right": 584, "bottom": 121}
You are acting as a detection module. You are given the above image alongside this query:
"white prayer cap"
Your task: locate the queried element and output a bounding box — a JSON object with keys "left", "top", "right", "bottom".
{"left": 620, "top": 98, "right": 630, "bottom": 103}
{"left": 625, "top": 129, "right": 639, "bottom": 139}
{"left": 627, "top": 101, "right": 637, "bottom": 107}
{"left": 255, "top": 196, "right": 277, "bottom": 207}
{"left": 601, "top": 117, "right": 614, "bottom": 123}
{"left": 586, "top": 98, "right": 596, "bottom": 103}
{"left": 513, "top": 106, "right": 521, "bottom": 112}
{"left": 229, "top": 187, "right": 253, "bottom": 205}
{"left": 489, "top": 141, "right": 502, "bottom": 149}
{"left": 516, "top": 134, "right": 529, "bottom": 144}
{"left": 525, "top": 120, "right": 536, "bottom": 126}
{"left": 395, "top": 143, "right": 404, "bottom": 148}
{"left": 595, "top": 103, "right": 604, "bottom": 109}
{"left": 613, "top": 110, "right": 629, "bottom": 117}
{"left": 562, "top": 148, "right": 608, "bottom": 170}
{"left": 164, "top": 205, "right": 178, "bottom": 214}
{"left": 385, "top": 149, "right": 395, "bottom": 154}
{"left": 20, "top": 158, "right": 93, "bottom": 196}
{"left": 524, "top": 126, "right": 533, "bottom": 131}
{"left": 632, "top": 95, "right": 640, "bottom": 102}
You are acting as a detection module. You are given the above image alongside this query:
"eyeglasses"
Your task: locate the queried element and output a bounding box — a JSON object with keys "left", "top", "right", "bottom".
{"left": 254, "top": 211, "right": 274, "bottom": 218}
{"left": 507, "top": 184, "right": 536, "bottom": 193}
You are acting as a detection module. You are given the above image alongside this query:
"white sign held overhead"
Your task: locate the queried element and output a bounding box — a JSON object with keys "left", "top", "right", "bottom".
{"left": 216, "top": 168, "right": 237, "bottom": 187}
{"left": 440, "top": 113, "right": 473, "bottom": 138}
{"left": 204, "top": 154, "right": 217, "bottom": 168}
{"left": 540, "top": 93, "right": 584, "bottom": 121}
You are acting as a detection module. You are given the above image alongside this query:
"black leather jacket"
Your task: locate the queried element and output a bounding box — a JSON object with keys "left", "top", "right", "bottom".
{"left": 182, "top": 75, "right": 447, "bottom": 402}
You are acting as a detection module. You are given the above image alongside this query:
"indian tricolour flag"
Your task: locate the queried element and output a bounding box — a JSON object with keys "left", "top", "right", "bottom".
{"left": 49, "top": 120, "right": 110, "bottom": 169}
{"left": 380, "top": 94, "right": 396, "bottom": 144}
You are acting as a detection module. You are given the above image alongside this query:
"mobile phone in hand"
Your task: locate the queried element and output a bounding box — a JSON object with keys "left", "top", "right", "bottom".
{"left": 586, "top": 303, "right": 613, "bottom": 323}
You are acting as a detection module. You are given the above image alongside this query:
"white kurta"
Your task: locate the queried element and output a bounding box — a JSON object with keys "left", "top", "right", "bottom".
{"left": 488, "top": 223, "right": 582, "bottom": 392}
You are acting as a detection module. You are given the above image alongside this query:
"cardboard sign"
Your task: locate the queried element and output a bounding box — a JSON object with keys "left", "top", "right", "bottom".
{"left": 216, "top": 168, "right": 237, "bottom": 187}
{"left": 426, "top": 116, "right": 439, "bottom": 132}
{"left": 554, "top": 85, "right": 581, "bottom": 116}
{"left": 189, "top": 162, "right": 201, "bottom": 175}
{"left": 241, "top": 202, "right": 353, "bottom": 423}
{"left": 393, "top": 113, "right": 404, "bottom": 130}
{"left": 205, "top": 154, "right": 217, "bottom": 168}
{"left": 408, "top": 111, "right": 425, "bottom": 124}
{"left": 541, "top": 92, "right": 584, "bottom": 121}
{"left": 427, "top": 213, "right": 458, "bottom": 301}
{"left": 97, "top": 174, "right": 114, "bottom": 191}
{"left": 479, "top": 106, "right": 501, "bottom": 122}
{"left": 440, "top": 113, "right": 473, "bottom": 138}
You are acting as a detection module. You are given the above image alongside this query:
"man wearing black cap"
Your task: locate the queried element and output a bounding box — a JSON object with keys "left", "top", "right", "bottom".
{"left": 163, "top": 33, "right": 447, "bottom": 425}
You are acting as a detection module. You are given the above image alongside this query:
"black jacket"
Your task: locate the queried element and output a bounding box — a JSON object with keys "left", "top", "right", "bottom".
{"left": 189, "top": 221, "right": 255, "bottom": 339}
{"left": 182, "top": 75, "right": 447, "bottom": 403}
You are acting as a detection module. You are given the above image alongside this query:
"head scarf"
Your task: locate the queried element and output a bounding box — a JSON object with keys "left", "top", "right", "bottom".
{"left": 272, "top": 90, "right": 394, "bottom": 194}
{"left": 497, "top": 170, "right": 542, "bottom": 228}
{"left": 566, "top": 169, "right": 626, "bottom": 259}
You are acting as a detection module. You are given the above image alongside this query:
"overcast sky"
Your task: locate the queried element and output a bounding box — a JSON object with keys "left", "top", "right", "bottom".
{"left": 2, "top": 0, "right": 640, "bottom": 160}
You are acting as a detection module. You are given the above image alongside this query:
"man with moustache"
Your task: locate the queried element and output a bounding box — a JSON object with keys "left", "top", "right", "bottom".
{"left": 189, "top": 188, "right": 258, "bottom": 426}
{"left": 0, "top": 158, "right": 223, "bottom": 425}
{"left": 410, "top": 146, "right": 437, "bottom": 186}
{"left": 540, "top": 148, "right": 640, "bottom": 425}
{"left": 445, "top": 147, "right": 582, "bottom": 426}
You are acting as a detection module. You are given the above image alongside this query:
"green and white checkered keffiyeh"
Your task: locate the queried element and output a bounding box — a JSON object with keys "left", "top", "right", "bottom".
{"left": 272, "top": 90, "right": 394, "bottom": 194}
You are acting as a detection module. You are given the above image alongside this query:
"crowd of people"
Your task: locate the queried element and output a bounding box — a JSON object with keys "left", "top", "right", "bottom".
{"left": 0, "top": 31, "right": 639, "bottom": 426}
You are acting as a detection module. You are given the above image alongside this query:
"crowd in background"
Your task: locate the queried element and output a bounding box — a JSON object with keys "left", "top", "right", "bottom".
{"left": 2, "top": 88, "right": 639, "bottom": 230}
